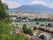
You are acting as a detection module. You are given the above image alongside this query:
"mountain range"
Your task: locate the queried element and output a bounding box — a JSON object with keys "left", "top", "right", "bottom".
{"left": 9, "top": 4, "right": 53, "bottom": 13}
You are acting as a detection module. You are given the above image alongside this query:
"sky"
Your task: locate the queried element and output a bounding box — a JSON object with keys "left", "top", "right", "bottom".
{"left": 1, "top": 0, "right": 53, "bottom": 9}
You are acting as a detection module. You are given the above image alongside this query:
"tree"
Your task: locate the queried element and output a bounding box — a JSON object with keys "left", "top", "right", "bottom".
{"left": 47, "top": 23, "right": 51, "bottom": 27}
{"left": 27, "top": 29, "right": 33, "bottom": 35}
{"left": 0, "top": 0, "right": 9, "bottom": 40}
{"left": 33, "top": 27, "right": 37, "bottom": 31}
{"left": 22, "top": 24, "right": 28, "bottom": 33}
{"left": 0, "top": 0, "right": 9, "bottom": 20}
{"left": 36, "top": 22, "right": 39, "bottom": 24}
{"left": 41, "top": 24, "right": 44, "bottom": 26}
{"left": 39, "top": 35, "right": 45, "bottom": 39}
{"left": 0, "top": 0, "right": 32, "bottom": 40}
{"left": 22, "top": 24, "right": 33, "bottom": 35}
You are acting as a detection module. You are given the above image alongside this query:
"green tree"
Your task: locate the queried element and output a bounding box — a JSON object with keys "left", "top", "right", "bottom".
{"left": 36, "top": 22, "right": 39, "bottom": 24}
{"left": 22, "top": 24, "right": 33, "bottom": 35}
{"left": 47, "top": 23, "right": 51, "bottom": 27}
{"left": 0, "top": 0, "right": 9, "bottom": 40}
{"left": 0, "top": 0, "right": 32, "bottom": 40}
{"left": 33, "top": 27, "right": 37, "bottom": 31}
{"left": 0, "top": 0, "right": 9, "bottom": 20}
{"left": 41, "top": 24, "right": 44, "bottom": 26}
{"left": 39, "top": 35, "right": 45, "bottom": 39}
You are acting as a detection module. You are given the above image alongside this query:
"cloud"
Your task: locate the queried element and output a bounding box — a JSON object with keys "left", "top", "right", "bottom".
{"left": 2, "top": 0, "right": 9, "bottom": 3}
{"left": 2, "top": 0, "right": 21, "bottom": 8}
{"left": 1, "top": 0, "right": 53, "bottom": 9}
{"left": 30, "top": 0, "right": 45, "bottom": 5}
{"left": 30, "top": 0, "right": 53, "bottom": 9}
{"left": 6, "top": 2, "right": 21, "bottom": 8}
{"left": 45, "top": 3, "right": 53, "bottom": 8}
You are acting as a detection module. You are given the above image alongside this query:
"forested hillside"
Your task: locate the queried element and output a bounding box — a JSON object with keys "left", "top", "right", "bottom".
{"left": 0, "top": 0, "right": 31, "bottom": 40}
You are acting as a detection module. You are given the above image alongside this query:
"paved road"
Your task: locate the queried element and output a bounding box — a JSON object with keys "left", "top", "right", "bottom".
{"left": 15, "top": 22, "right": 53, "bottom": 24}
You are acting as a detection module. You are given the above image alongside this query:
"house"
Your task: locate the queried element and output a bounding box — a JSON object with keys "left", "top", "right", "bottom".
{"left": 32, "top": 36, "right": 41, "bottom": 40}
{"left": 16, "top": 28, "right": 21, "bottom": 34}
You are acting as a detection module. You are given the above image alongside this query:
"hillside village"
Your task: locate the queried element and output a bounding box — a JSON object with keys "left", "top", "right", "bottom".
{"left": 1, "top": 0, "right": 53, "bottom": 40}
{"left": 9, "top": 12, "right": 53, "bottom": 40}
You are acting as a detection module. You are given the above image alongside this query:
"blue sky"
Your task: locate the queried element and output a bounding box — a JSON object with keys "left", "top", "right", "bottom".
{"left": 2, "top": 0, "right": 53, "bottom": 9}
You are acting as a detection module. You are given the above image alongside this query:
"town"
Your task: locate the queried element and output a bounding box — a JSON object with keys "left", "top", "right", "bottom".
{"left": 0, "top": 0, "right": 53, "bottom": 40}
{"left": 9, "top": 12, "right": 53, "bottom": 40}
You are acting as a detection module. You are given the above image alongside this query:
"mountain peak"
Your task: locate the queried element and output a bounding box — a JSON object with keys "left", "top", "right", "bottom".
{"left": 9, "top": 4, "right": 53, "bottom": 13}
